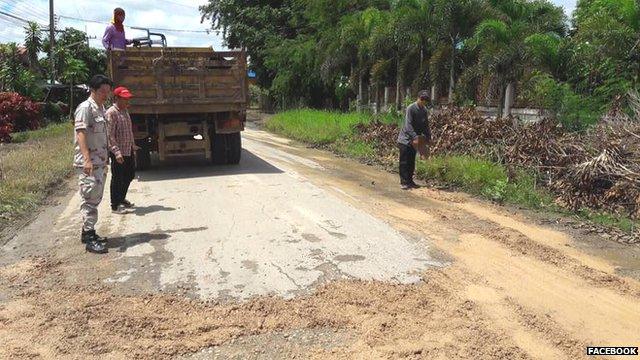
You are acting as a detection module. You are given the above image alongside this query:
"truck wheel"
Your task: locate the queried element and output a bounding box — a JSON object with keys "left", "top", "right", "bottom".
{"left": 212, "top": 133, "right": 227, "bottom": 165}
{"left": 211, "top": 133, "right": 242, "bottom": 165}
{"left": 226, "top": 133, "right": 241, "bottom": 165}
{"left": 135, "top": 144, "right": 151, "bottom": 170}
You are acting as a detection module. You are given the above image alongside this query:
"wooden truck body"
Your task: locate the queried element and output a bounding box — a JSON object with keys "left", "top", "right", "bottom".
{"left": 107, "top": 47, "right": 248, "bottom": 168}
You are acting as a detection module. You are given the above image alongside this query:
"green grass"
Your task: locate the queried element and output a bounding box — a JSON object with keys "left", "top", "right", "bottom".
{"left": 416, "top": 155, "right": 507, "bottom": 194}
{"left": 333, "top": 139, "right": 376, "bottom": 160}
{"left": 0, "top": 122, "right": 74, "bottom": 229}
{"left": 375, "top": 111, "right": 404, "bottom": 126}
{"left": 415, "top": 155, "right": 554, "bottom": 209}
{"left": 578, "top": 210, "right": 639, "bottom": 233}
{"left": 266, "top": 109, "right": 369, "bottom": 144}
{"left": 502, "top": 170, "right": 555, "bottom": 210}
{"left": 10, "top": 122, "right": 72, "bottom": 143}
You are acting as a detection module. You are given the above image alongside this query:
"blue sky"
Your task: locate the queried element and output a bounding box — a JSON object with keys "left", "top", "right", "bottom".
{"left": 0, "top": 0, "right": 577, "bottom": 49}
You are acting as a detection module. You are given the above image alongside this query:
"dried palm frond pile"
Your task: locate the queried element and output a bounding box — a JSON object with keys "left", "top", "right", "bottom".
{"left": 353, "top": 93, "right": 640, "bottom": 220}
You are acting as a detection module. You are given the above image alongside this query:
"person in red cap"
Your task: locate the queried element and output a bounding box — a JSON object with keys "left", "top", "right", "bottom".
{"left": 106, "top": 86, "right": 139, "bottom": 213}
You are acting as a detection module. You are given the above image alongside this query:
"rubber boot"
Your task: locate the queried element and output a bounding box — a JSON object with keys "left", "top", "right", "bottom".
{"left": 86, "top": 239, "right": 108, "bottom": 254}
{"left": 81, "top": 229, "right": 107, "bottom": 244}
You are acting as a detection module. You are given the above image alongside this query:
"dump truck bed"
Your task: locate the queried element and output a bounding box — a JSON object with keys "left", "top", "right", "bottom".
{"left": 108, "top": 47, "right": 248, "bottom": 114}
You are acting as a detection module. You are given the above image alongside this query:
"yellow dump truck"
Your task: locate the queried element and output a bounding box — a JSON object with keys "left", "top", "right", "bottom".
{"left": 108, "top": 45, "right": 248, "bottom": 168}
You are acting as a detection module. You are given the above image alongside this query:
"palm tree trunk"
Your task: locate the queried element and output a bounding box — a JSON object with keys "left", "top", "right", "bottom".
{"left": 396, "top": 68, "right": 401, "bottom": 111}
{"left": 431, "top": 84, "right": 437, "bottom": 104}
{"left": 504, "top": 81, "right": 515, "bottom": 117}
{"left": 497, "top": 83, "right": 505, "bottom": 118}
{"left": 448, "top": 39, "right": 455, "bottom": 104}
{"left": 358, "top": 73, "right": 364, "bottom": 112}
{"left": 69, "top": 84, "right": 74, "bottom": 118}
{"left": 375, "top": 85, "right": 381, "bottom": 114}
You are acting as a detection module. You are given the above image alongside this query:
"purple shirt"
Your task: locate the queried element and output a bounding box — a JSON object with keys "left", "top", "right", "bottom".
{"left": 102, "top": 24, "right": 132, "bottom": 50}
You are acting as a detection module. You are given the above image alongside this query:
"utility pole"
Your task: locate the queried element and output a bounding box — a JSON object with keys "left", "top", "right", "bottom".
{"left": 49, "top": 0, "right": 55, "bottom": 84}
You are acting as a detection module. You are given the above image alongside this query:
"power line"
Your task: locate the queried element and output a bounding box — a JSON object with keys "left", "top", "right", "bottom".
{"left": 0, "top": 0, "right": 50, "bottom": 16}
{"left": 0, "top": 15, "right": 24, "bottom": 27}
{"left": 0, "top": 0, "right": 49, "bottom": 23}
{"left": 57, "top": 14, "right": 211, "bottom": 33}
{"left": 0, "top": 10, "right": 38, "bottom": 24}
{"left": 153, "top": 0, "right": 199, "bottom": 9}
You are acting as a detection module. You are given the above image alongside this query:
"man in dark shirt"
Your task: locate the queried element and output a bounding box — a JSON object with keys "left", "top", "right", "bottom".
{"left": 397, "top": 90, "right": 431, "bottom": 190}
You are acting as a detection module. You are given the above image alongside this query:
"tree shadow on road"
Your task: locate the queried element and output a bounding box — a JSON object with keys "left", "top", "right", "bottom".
{"left": 136, "top": 149, "right": 283, "bottom": 182}
{"left": 107, "top": 227, "right": 208, "bottom": 252}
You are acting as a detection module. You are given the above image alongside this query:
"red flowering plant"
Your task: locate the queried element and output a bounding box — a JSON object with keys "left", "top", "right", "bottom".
{"left": 0, "top": 92, "right": 41, "bottom": 142}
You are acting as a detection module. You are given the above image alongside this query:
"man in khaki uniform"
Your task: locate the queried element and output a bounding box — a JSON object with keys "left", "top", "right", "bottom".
{"left": 74, "top": 75, "right": 113, "bottom": 254}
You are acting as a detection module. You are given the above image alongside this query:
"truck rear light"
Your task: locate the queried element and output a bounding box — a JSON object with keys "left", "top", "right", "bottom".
{"left": 219, "top": 118, "right": 241, "bottom": 129}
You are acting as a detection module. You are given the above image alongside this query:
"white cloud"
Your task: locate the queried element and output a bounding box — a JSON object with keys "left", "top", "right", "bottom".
{"left": 0, "top": 0, "right": 225, "bottom": 49}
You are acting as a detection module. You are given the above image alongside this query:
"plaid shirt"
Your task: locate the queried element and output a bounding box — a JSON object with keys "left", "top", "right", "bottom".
{"left": 106, "top": 104, "right": 135, "bottom": 157}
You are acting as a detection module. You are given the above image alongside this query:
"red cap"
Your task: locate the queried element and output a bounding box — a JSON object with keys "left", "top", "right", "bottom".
{"left": 113, "top": 86, "right": 133, "bottom": 99}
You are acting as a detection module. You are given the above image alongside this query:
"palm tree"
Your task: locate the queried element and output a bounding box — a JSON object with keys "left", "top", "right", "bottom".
{"left": 23, "top": 22, "right": 43, "bottom": 74}
{"left": 469, "top": 0, "right": 566, "bottom": 116}
{"left": 430, "top": 0, "right": 486, "bottom": 104}
{"left": 61, "top": 56, "right": 89, "bottom": 117}
{"left": 390, "top": 0, "right": 429, "bottom": 110}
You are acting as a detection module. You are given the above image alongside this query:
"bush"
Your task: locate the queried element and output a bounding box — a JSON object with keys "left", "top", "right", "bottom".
{"left": 0, "top": 92, "right": 41, "bottom": 140}
{"left": 41, "top": 102, "right": 64, "bottom": 124}
{"left": 0, "top": 112, "right": 12, "bottom": 142}
{"left": 519, "top": 72, "right": 599, "bottom": 130}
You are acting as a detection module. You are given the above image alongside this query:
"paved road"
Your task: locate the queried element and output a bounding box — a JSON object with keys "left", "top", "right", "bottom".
{"left": 91, "top": 127, "right": 442, "bottom": 300}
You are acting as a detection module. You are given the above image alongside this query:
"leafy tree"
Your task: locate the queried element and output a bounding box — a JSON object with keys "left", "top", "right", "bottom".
{"left": 42, "top": 28, "right": 106, "bottom": 83}
{"left": 200, "top": 0, "right": 306, "bottom": 88}
{"left": 199, "top": 0, "right": 639, "bottom": 128}
{"left": 61, "top": 56, "right": 89, "bottom": 115}
{"left": 0, "top": 43, "right": 43, "bottom": 100}
{"left": 568, "top": 0, "right": 639, "bottom": 104}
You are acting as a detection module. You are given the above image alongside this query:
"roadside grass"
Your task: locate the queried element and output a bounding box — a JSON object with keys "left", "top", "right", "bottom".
{"left": 266, "top": 109, "right": 369, "bottom": 144}
{"left": 333, "top": 138, "right": 377, "bottom": 160}
{"left": 0, "top": 122, "right": 74, "bottom": 230}
{"left": 10, "top": 122, "right": 72, "bottom": 143}
{"left": 415, "top": 155, "right": 554, "bottom": 209}
{"left": 266, "top": 109, "right": 639, "bottom": 234}
{"left": 578, "top": 210, "right": 638, "bottom": 233}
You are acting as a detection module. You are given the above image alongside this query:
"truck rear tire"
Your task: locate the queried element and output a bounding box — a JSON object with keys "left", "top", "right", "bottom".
{"left": 227, "top": 133, "right": 241, "bottom": 165}
{"left": 211, "top": 132, "right": 242, "bottom": 165}
{"left": 211, "top": 133, "right": 226, "bottom": 165}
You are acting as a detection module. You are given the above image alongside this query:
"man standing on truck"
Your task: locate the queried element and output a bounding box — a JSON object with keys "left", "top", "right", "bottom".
{"left": 102, "top": 8, "right": 136, "bottom": 50}
{"left": 397, "top": 90, "right": 432, "bottom": 190}
{"left": 74, "top": 75, "right": 113, "bottom": 254}
{"left": 107, "top": 86, "right": 138, "bottom": 214}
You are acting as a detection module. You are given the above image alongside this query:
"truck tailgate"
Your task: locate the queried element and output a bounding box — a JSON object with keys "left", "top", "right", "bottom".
{"left": 108, "top": 48, "right": 247, "bottom": 114}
